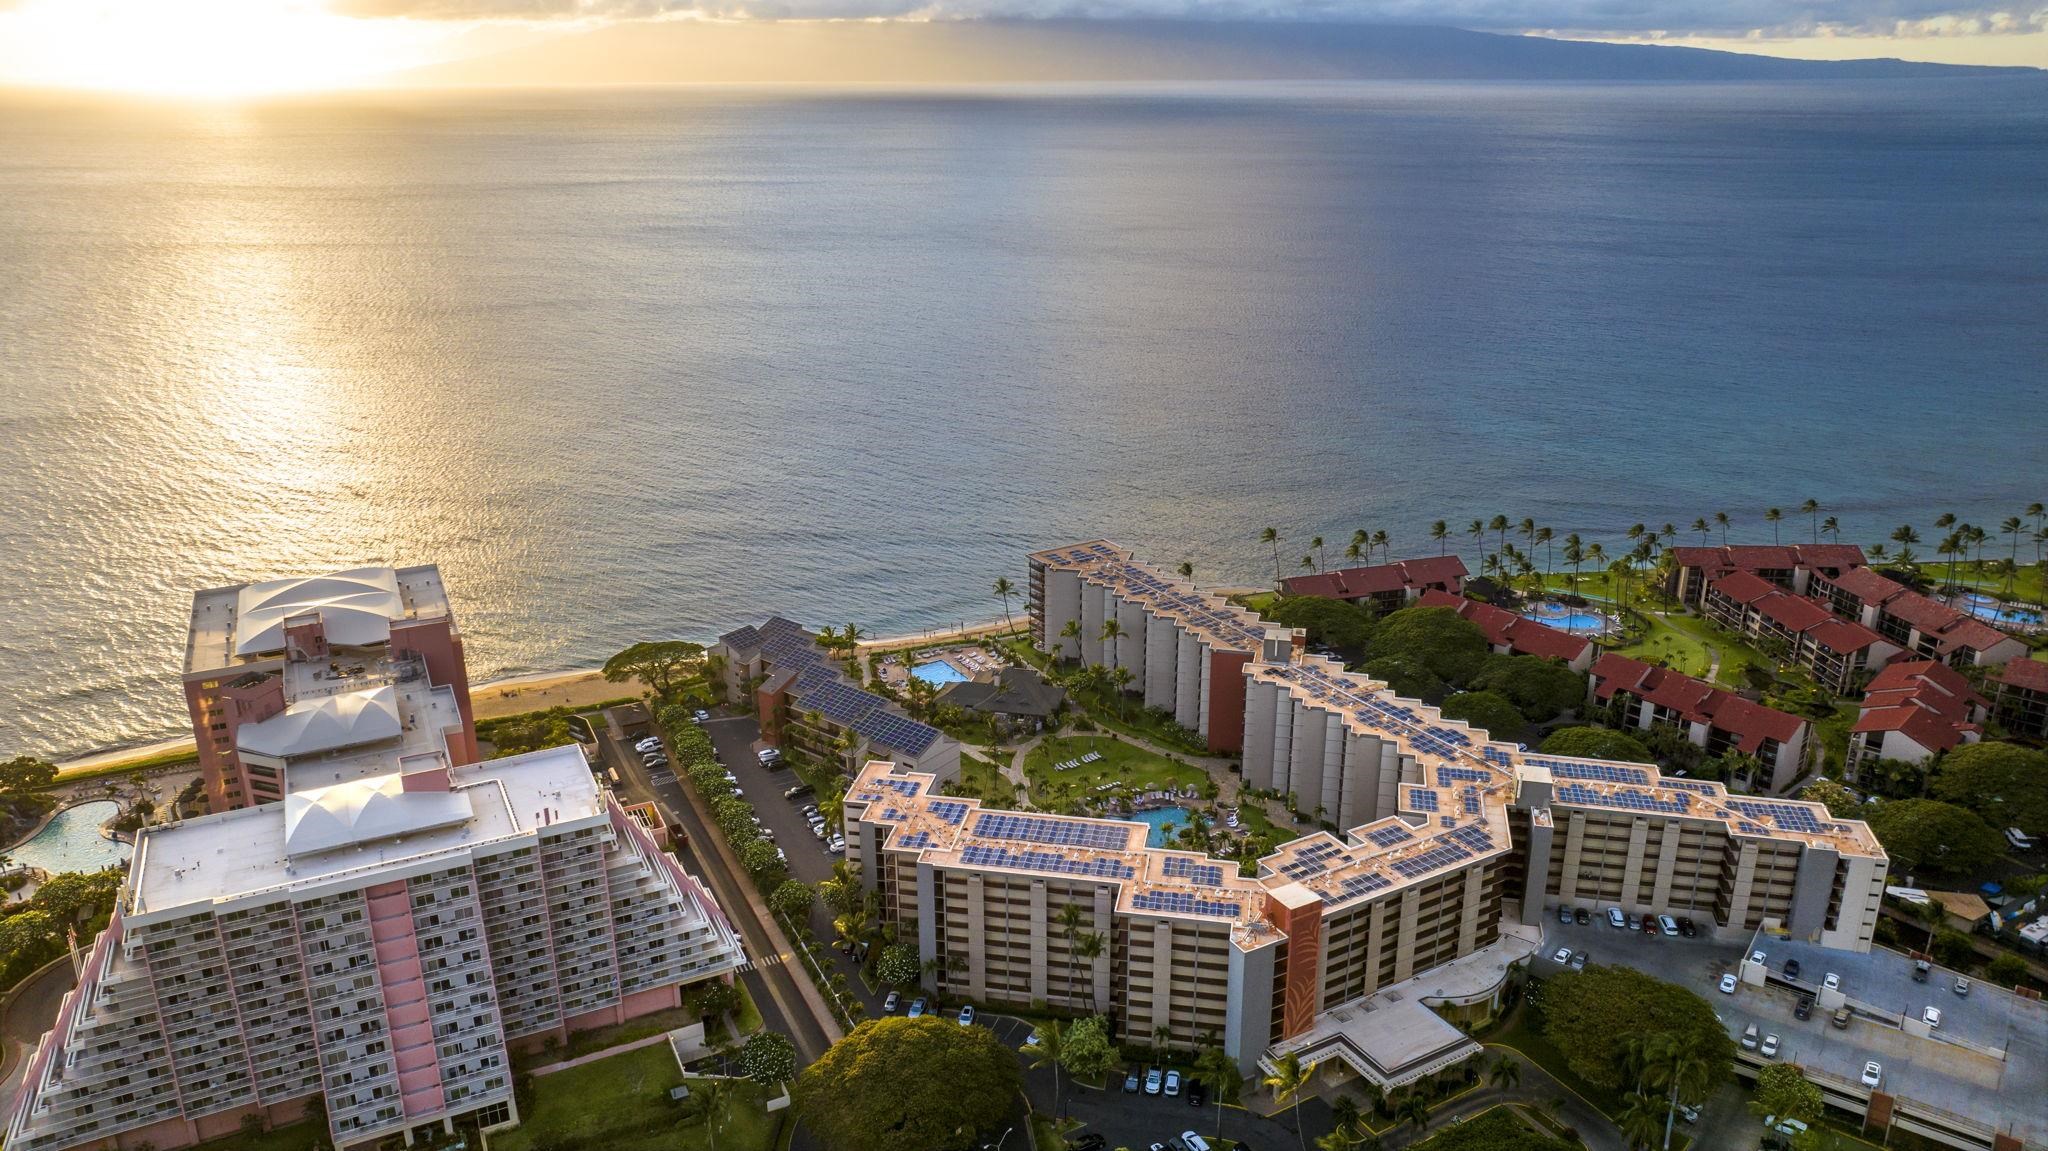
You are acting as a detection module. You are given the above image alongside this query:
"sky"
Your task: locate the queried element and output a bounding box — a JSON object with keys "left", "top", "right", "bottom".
{"left": 0, "top": 0, "right": 2042, "bottom": 93}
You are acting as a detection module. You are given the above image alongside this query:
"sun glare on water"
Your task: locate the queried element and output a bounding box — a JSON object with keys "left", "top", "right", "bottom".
{"left": 2, "top": 0, "right": 431, "bottom": 96}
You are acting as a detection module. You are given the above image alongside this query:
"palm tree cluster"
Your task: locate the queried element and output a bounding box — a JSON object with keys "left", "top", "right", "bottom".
{"left": 1874, "top": 504, "right": 2048, "bottom": 597}
{"left": 1616, "top": 1032, "right": 1713, "bottom": 1150}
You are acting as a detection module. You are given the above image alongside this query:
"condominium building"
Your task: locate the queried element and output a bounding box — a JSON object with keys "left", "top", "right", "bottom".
{"left": 847, "top": 640, "right": 1884, "bottom": 1085}
{"left": 1415, "top": 590, "right": 1595, "bottom": 672}
{"left": 1665, "top": 544, "right": 1867, "bottom": 608}
{"left": 1587, "top": 654, "right": 1811, "bottom": 793}
{"left": 183, "top": 567, "right": 478, "bottom": 812}
{"left": 1807, "top": 567, "right": 2027, "bottom": 668}
{"left": 1991, "top": 658, "right": 2048, "bottom": 740}
{"left": 1027, "top": 541, "right": 1296, "bottom": 753}
{"left": 1846, "top": 661, "right": 1987, "bottom": 775}
{"left": 1701, "top": 571, "right": 1900, "bottom": 695}
{"left": 1279, "top": 556, "right": 1468, "bottom": 615}
{"left": 3, "top": 745, "right": 746, "bottom": 1151}
{"left": 713, "top": 616, "right": 960, "bottom": 783}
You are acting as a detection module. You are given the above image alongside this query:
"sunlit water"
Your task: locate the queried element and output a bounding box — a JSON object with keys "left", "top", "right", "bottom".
{"left": 5, "top": 802, "right": 131, "bottom": 874}
{"left": 1, "top": 82, "right": 2044, "bottom": 759}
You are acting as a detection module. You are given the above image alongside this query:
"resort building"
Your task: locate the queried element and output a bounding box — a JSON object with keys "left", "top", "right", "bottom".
{"left": 1415, "top": 590, "right": 1595, "bottom": 672}
{"left": 1807, "top": 567, "right": 2027, "bottom": 669}
{"left": 1701, "top": 571, "right": 1901, "bottom": 695}
{"left": 713, "top": 616, "right": 960, "bottom": 783}
{"left": 1665, "top": 544, "right": 1867, "bottom": 608}
{"left": 934, "top": 667, "right": 1066, "bottom": 736}
{"left": 847, "top": 642, "right": 1885, "bottom": 1084}
{"left": 1845, "top": 661, "right": 1986, "bottom": 776}
{"left": 1991, "top": 658, "right": 2048, "bottom": 740}
{"left": 2, "top": 745, "right": 746, "bottom": 1151}
{"left": 1587, "top": 654, "right": 1812, "bottom": 793}
{"left": 1027, "top": 541, "right": 1297, "bottom": 754}
{"left": 183, "top": 566, "right": 479, "bottom": 812}
{"left": 1278, "top": 556, "right": 1469, "bottom": 615}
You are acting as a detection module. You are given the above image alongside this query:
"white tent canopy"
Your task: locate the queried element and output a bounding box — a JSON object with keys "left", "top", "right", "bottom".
{"left": 233, "top": 567, "right": 405, "bottom": 658}
{"left": 237, "top": 685, "right": 403, "bottom": 760}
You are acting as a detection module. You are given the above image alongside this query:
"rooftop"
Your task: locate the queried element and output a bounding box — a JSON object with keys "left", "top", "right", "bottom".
{"left": 128, "top": 743, "right": 600, "bottom": 919}
{"left": 1589, "top": 652, "right": 1808, "bottom": 751}
{"left": 186, "top": 563, "right": 453, "bottom": 676}
{"left": 1415, "top": 590, "right": 1592, "bottom": 664}
{"left": 718, "top": 616, "right": 946, "bottom": 756}
{"left": 1996, "top": 657, "right": 2048, "bottom": 693}
{"left": 1712, "top": 572, "right": 1887, "bottom": 651}
{"left": 1820, "top": 567, "right": 2014, "bottom": 655}
{"left": 1853, "top": 660, "right": 1985, "bottom": 753}
{"left": 1029, "top": 540, "right": 1287, "bottom": 655}
{"left": 1670, "top": 544, "right": 1868, "bottom": 573}
{"left": 1278, "top": 555, "right": 1469, "bottom": 601}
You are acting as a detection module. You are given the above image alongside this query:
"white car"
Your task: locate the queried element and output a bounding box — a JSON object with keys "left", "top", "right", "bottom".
{"left": 1861, "top": 1061, "right": 1883, "bottom": 1088}
{"left": 1552, "top": 946, "right": 1573, "bottom": 964}
{"left": 1718, "top": 973, "right": 1738, "bottom": 995}
{"left": 1955, "top": 977, "right": 1971, "bottom": 997}
{"left": 1760, "top": 1034, "right": 1780, "bottom": 1058}
{"left": 1740, "top": 1024, "right": 1759, "bottom": 1050}
{"left": 634, "top": 737, "right": 664, "bottom": 753}
{"left": 827, "top": 836, "right": 847, "bottom": 854}
{"left": 1750, "top": 949, "right": 1767, "bottom": 966}
{"left": 1145, "top": 1067, "right": 1163, "bottom": 1095}
{"left": 1823, "top": 972, "right": 1841, "bottom": 991}
{"left": 1922, "top": 1006, "right": 1942, "bottom": 1029}
{"left": 1163, "top": 1070, "right": 1182, "bottom": 1097}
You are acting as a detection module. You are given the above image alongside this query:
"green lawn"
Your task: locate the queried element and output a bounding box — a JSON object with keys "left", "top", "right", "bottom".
{"left": 1021, "top": 735, "right": 1211, "bottom": 815}
{"left": 1937, "top": 559, "right": 2046, "bottom": 604}
{"left": 494, "top": 1046, "right": 783, "bottom": 1151}
{"left": 947, "top": 753, "right": 1019, "bottom": 808}
{"left": 1610, "top": 614, "right": 1713, "bottom": 679}
{"left": 1813, "top": 701, "right": 1861, "bottom": 776}
{"left": 184, "top": 1119, "right": 325, "bottom": 1151}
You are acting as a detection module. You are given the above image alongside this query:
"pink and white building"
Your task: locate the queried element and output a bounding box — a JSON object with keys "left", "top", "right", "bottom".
{"left": 3, "top": 744, "right": 745, "bottom": 1151}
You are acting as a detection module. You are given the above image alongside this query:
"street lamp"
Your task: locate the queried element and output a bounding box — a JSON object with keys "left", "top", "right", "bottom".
{"left": 982, "top": 1126, "right": 1014, "bottom": 1151}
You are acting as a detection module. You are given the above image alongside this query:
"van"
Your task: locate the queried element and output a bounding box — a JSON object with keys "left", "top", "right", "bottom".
{"left": 1179, "top": 1133, "right": 1212, "bottom": 1151}
{"left": 1607, "top": 907, "right": 1626, "bottom": 928}
{"left": 1657, "top": 915, "right": 1678, "bottom": 937}
{"left": 2008, "top": 827, "right": 2037, "bottom": 851}
{"left": 1741, "top": 1024, "right": 1759, "bottom": 1050}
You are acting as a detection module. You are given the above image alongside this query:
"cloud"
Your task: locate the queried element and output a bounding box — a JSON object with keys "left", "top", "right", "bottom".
{"left": 324, "top": 0, "right": 2048, "bottom": 40}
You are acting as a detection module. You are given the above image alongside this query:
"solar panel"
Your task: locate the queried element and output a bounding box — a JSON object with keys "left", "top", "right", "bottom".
{"left": 1482, "top": 746, "right": 1514, "bottom": 767}
{"left": 1131, "top": 891, "right": 1241, "bottom": 918}
{"left": 1280, "top": 857, "right": 1329, "bottom": 880}
{"left": 1738, "top": 821, "right": 1771, "bottom": 836}
{"left": 1364, "top": 824, "right": 1415, "bottom": 848}
{"left": 895, "top": 830, "right": 933, "bottom": 850}
{"left": 1729, "top": 801, "right": 1824, "bottom": 833}
{"left": 1659, "top": 778, "right": 1719, "bottom": 796}
{"left": 1407, "top": 788, "right": 1440, "bottom": 813}
{"left": 1555, "top": 783, "right": 1693, "bottom": 815}
{"left": 1437, "top": 767, "right": 1490, "bottom": 786}
{"left": 960, "top": 843, "right": 1135, "bottom": 880}
{"left": 881, "top": 807, "right": 908, "bottom": 822}
{"left": 1391, "top": 840, "right": 1476, "bottom": 878}
{"left": 1462, "top": 787, "right": 1482, "bottom": 815}
{"left": 928, "top": 801, "right": 969, "bottom": 826}
{"left": 1542, "top": 760, "right": 1651, "bottom": 786}
{"left": 1338, "top": 873, "right": 1392, "bottom": 900}
{"left": 1448, "top": 824, "right": 1495, "bottom": 852}
{"left": 973, "top": 813, "right": 1131, "bottom": 850}
{"left": 1161, "top": 857, "right": 1225, "bottom": 886}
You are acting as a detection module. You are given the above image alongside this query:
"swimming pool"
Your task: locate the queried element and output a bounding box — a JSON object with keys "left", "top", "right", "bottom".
{"left": 8, "top": 801, "right": 131, "bottom": 876}
{"left": 1522, "top": 602, "right": 1610, "bottom": 634}
{"left": 911, "top": 660, "right": 970, "bottom": 687}
{"left": 1958, "top": 592, "right": 2044, "bottom": 627}
{"left": 1128, "top": 806, "right": 1195, "bottom": 848}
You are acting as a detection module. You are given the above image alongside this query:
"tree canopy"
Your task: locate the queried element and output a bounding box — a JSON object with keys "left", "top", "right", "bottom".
{"left": 1539, "top": 966, "right": 1734, "bottom": 1092}
{"left": 1440, "top": 692, "right": 1528, "bottom": 742}
{"left": 1367, "top": 607, "right": 1492, "bottom": 685}
{"left": 1468, "top": 654, "right": 1586, "bottom": 722}
{"left": 1265, "top": 596, "right": 1377, "bottom": 658}
{"left": 738, "top": 1030, "right": 797, "bottom": 1084}
{"left": 795, "top": 1017, "right": 1021, "bottom": 1151}
{"left": 601, "top": 640, "right": 706, "bottom": 698}
{"left": 1932, "top": 742, "right": 2048, "bottom": 838}
{"left": 1864, "top": 798, "right": 2007, "bottom": 877}
{"left": 1751, "top": 1063, "right": 1822, "bottom": 1127}
{"left": 1539, "top": 726, "right": 1654, "bottom": 763}
{"left": 1059, "top": 1015, "right": 1120, "bottom": 1084}
{"left": 1797, "top": 779, "right": 1861, "bottom": 819}
{"left": 1361, "top": 655, "right": 1446, "bottom": 702}
{"left": 0, "top": 756, "right": 57, "bottom": 794}
{"left": 874, "top": 942, "right": 920, "bottom": 986}
{"left": 768, "top": 879, "right": 816, "bottom": 921}
{"left": 1407, "top": 1107, "right": 1576, "bottom": 1151}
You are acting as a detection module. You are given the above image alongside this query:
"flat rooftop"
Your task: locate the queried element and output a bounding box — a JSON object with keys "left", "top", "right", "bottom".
{"left": 186, "top": 563, "right": 454, "bottom": 675}
{"left": 1029, "top": 540, "right": 1287, "bottom": 656}
{"left": 127, "top": 744, "right": 598, "bottom": 919}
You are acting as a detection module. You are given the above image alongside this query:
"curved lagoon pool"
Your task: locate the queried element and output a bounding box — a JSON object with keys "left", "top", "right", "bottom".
{"left": 1129, "top": 806, "right": 1196, "bottom": 848}
{"left": 1522, "top": 602, "right": 1611, "bottom": 634}
{"left": 1958, "top": 592, "right": 2044, "bottom": 627}
{"left": 8, "top": 801, "right": 130, "bottom": 875}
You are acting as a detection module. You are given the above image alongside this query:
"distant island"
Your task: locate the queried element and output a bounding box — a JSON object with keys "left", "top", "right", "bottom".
{"left": 398, "top": 19, "right": 2044, "bottom": 87}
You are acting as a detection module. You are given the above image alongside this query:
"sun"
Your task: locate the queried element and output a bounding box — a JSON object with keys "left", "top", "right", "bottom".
{"left": 0, "top": 0, "right": 437, "bottom": 96}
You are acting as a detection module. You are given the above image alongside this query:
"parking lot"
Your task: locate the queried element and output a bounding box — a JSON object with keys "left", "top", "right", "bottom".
{"left": 1538, "top": 907, "right": 1748, "bottom": 983}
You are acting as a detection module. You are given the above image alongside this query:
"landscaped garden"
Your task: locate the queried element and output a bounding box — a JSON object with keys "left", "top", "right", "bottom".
{"left": 494, "top": 1045, "right": 785, "bottom": 1151}
{"left": 1019, "top": 733, "right": 1213, "bottom": 814}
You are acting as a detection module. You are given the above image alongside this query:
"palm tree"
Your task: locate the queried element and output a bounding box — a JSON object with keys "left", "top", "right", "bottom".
{"left": 1056, "top": 903, "right": 1086, "bottom": 989}
{"left": 1869, "top": 542, "right": 1889, "bottom": 563}
{"left": 1110, "top": 666, "right": 1134, "bottom": 720}
{"left": 1616, "top": 1090, "right": 1663, "bottom": 1150}
{"left": 1820, "top": 515, "right": 1840, "bottom": 542}
{"left": 1764, "top": 507, "right": 1783, "bottom": 544}
{"left": 1099, "top": 617, "right": 1123, "bottom": 670}
{"left": 692, "top": 1076, "right": 733, "bottom": 1150}
{"left": 1690, "top": 517, "right": 1710, "bottom": 545}
{"left": 1638, "top": 1034, "right": 1711, "bottom": 1151}
{"left": 1371, "top": 530, "right": 1390, "bottom": 562}
{"left": 1563, "top": 536, "right": 1584, "bottom": 596}
{"left": 1431, "top": 521, "right": 1450, "bottom": 555}
{"left": 1058, "top": 619, "right": 1083, "bottom": 664}
{"left": 1519, "top": 518, "right": 1537, "bottom": 552}
{"left": 1938, "top": 531, "right": 1965, "bottom": 590}
{"left": 1261, "top": 527, "right": 1284, "bottom": 585}
{"left": 1535, "top": 526, "right": 1554, "bottom": 577}
{"left": 1969, "top": 522, "right": 1990, "bottom": 567}
{"left": 2031, "top": 502, "right": 2047, "bottom": 543}
{"left": 1466, "top": 520, "right": 1486, "bottom": 573}
{"left": 1311, "top": 536, "right": 1327, "bottom": 570}
{"left": 993, "top": 577, "right": 1016, "bottom": 634}
{"left": 1800, "top": 498, "right": 1821, "bottom": 542}
{"left": 2003, "top": 516, "right": 2027, "bottom": 592}
{"left": 842, "top": 623, "right": 863, "bottom": 653}
{"left": 1489, "top": 515, "right": 1509, "bottom": 559}
{"left": 1936, "top": 511, "right": 1957, "bottom": 534}
{"left": 1344, "top": 537, "right": 1365, "bottom": 566}
{"left": 1074, "top": 931, "right": 1105, "bottom": 1009}
{"left": 1024, "top": 1020, "right": 1067, "bottom": 1118}
{"left": 1179, "top": 560, "right": 1196, "bottom": 586}
{"left": 1487, "top": 1054, "right": 1521, "bottom": 1091}
{"left": 1585, "top": 543, "right": 1608, "bottom": 594}
{"left": 1713, "top": 511, "right": 1730, "bottom": 544}
{"left": 1194, "top": 1046, "right": 1242, "bottom": 1145}
{"left": 1300, "top": 554, "right": 1316, "bottom": 574}
{"left": 1395, "top": 1092, "right": 1430, "bottom": 1136}
{"left": 1262, "top": 1050, "right": 1317, "bottom": 1151}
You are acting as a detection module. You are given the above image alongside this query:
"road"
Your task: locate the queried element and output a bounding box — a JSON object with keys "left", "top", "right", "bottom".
{"left": 595, "top": 719, "right": 836, "bottom": 1065}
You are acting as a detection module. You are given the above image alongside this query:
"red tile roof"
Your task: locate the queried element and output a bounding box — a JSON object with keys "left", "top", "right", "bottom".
{"left": 1671, "top": 544, "right": 1866, "bottom": 575}
{"left": 1281, "top": 556, "right": 1468, "bottom": 600}
{"left": 1852, "top": 704, "right": 1974, "bottom": 754}
{"left": 1851, "top": 660, "right": 1984, "bottom": 755}
{"left": 1823, "top": 565, "right": 1907, "bottom": 603}
{"left": 1709, "top": 572, "right": 1885, "bottom": 653}
{"left": 1588, "top": 653, "right": 1806, "bottom": 753}
{"left": 1710, "top": 570, "right": 1781, "bottom": 603}
{"left": 1807, "top": 618, "right": 1887, "bottom": 656}
{"left": 1416, "top": 591, "right": 1593, "bottom": 664}
{"left": 1996, "top": 658, "right": 2048, "bottom": 694}
{"left": 1814, "top": 567, "right": 2015, "bottom": 657}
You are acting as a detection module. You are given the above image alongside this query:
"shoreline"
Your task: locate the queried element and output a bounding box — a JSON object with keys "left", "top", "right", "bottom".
{"left": 50, "top": 616, "right": 1033, "bottom": 778}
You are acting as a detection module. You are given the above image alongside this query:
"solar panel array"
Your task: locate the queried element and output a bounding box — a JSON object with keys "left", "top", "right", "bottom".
{"left": 1364, "top": 824, "right": 1415, "bottom": 848}
{"left": 1408, "top": 788, "right": 1440, "bottom": 813}
{"left": 1161, "top": 857, "right": 1225, "bottom": 886}
{"left": 1556, "top": 783, "right": 1693, "bottom": 815}
{"left": 1659, "top": 778, "right": 1720, "bottom": 796}
{"left": 961, "top": 843, "right": 1135, "bottom": 880}
{"left": 1092, "top": 560, "right": 1268, "bottom": 651}
{"left": 1390, "top": 839, "right": 1476, "bottom": 878}
{"left": 1447, "top": 824, "right": 1495, "bottom": 853}
{"left": 880, "top": 807, "right": 909, "bottom": 822}
{"left": 869, "top": 777, "right": 921, "bottom": 798}
{"left": 1461, "top": 787, "right": 1482, "bottom": 815}
{"left": 1729, "top": 800, "right": 1825, "bottom": 833}
{"left": 1738, "top": 821, "right": 1771, "bottom": 836}
{"left": 1482, "top": 747, "right": 1514, "bottom": 767}
{"left": 974, "top": 812, "right": 1131, "bottom": 850}
{"left": 928, "top": 801, "right": 969, "bottom": 826}
{"left": 1440, "top": 815, "right": 1459, "bottom": 828}
{"left": 857, "top": 711, "right": 942, "bottom": 756}
{"left": 1539, "top": 759, "right": 1652, "bottom": 786}
{"left": 1131, "top": 890, "right": 1241, "bottom": 919}
{"left": 895, "top": 830, "right": 933, "bottom": 850}
{"left": 1338, "top": 873, "right": 1392, "bottom": 900}
{"left": 1437, "top": 767, "right": 1491, "bottom": 786}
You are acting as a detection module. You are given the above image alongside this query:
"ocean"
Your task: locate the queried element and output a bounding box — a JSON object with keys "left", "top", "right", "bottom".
{"left": 1, "top": 81, "right": 2044, "bottom": 759}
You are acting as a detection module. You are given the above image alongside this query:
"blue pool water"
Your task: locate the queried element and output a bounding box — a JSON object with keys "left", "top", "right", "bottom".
{"left": 1130, "top": 806, "right": 1196, "bottom": 848}
{"left": 912, "top": 660, "right": 970, "bottom": 687}
{"left": 1959, "top": 593, "right": 2044, "bottom": 627}
{"left": 1523, "top": 603, "right": 1610, "bottom": 633}
{"left": 8, "top": 802, "right": 130, "bottom": 876}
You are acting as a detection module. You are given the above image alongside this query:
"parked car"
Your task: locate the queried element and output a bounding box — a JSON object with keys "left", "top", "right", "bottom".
{"left": 1795, "top": 997, "right": 1813, "bottom": 1020}
{"left": 692, "top": 709, "right": 711, "bottom": 724}
{"left": 756, "top": 748, "right": 782, "bottom": 767}
{"left": 1783, "top": 958, "right": 1801, "bottom": 979}
{"left": 1145, "top": 1067, "right": 1164, "bottom": 1095}
{"left": 1179, "top": 1133, "right": 1212, "bottom": 1151}
{"left": 1740, "top": 1024, "right": 1759, "bottom": 1050}
{"left": 1832, "top": 1006, "right": 1853, "bottom": 1029}
{"left": 1823, "top": 972, "right": 1841, "bottom": 991}
{"left": 1626, "top": 913, "right": 1642, "bottom": 932}
{"left": 1607, "top": 908, "right": 1626, "bottom": 928}
{"left": 1719, "top": 974, "right": 1739, "bottom": 995}
{"left": 811, "top": 822, "right": 828, "bottom": 840}
{"left": 1676, "top": 1102, "right": 1700, "bottom": 1124}
{"left": 908, "top": 998, "right": 927, "bottom": 1018}
{"left": 1558, "top": 905, "right": 1573, "bottom": 925}
{"left": 1575, "top": 907, "right": 1590, "bottom": 925}
{"left": 633, "top": 737, "right": 664, "bottom": 753}
{"left": 1124, "top": 1070, "right": 1141, "bottom": 1093}
{"left": 1750, "top": 949, "right": 1767, "bottom": 966}
{"left": 783, "top": 784, "right": 813, "bottom": 800}
{"left": 1677, "top": 916, "right": 1697, "bottom": 938}
{"left": 1164, "top": 1070, "right": 1182, "bottom": 1097}
{"left": 1760, "top": 1034, "right": 1780, "bottom": 1058}
{"left": 1913, "top": 959, "right": 1931, "bottom": 983}
{"left": 1922, "top": 1006, "right": 1942, "bottom": 1029}
{"left": 958, "top": 1005, "right": 976, "bottom": 1027}
{"left": 1189, "top": 1081, "right": 1207, "bottom": 1107}
{"left": 800, "top": 804, "right": 821, "bottom": 820}
{"left": 1657, "top": 915, "right": 1678, "bottom": 937}
{"left": 1551, "top": 946, "right": 1573, "bottom": 964}
{"left": 1861, "top": 1061, "right": 1883, "bottom": 1088}
{"left": 1570, "top": 951, "right": 1589, "bottom": 971}
{"left": 1640, "top": 916, "right": 1658, "bottom": 936}
{"left": 883, "top": 991, "right": 899, "bottom": 1013}
{"left": 1955, "top": 977, "right": 1971, "bottom": 997}
{"left": 827, "top": 836, "right": 847, "bottom": 854}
